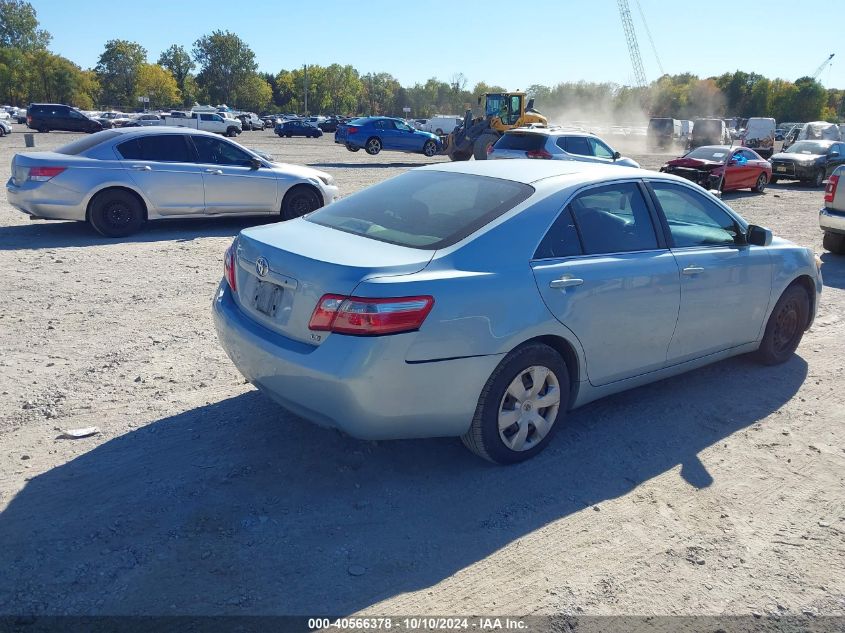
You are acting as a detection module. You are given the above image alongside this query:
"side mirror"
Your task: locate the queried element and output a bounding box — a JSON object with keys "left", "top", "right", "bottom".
{"left": 829, "top": 151, "right": 840, "bottom": 158}
{"left": 728, "top": 159, "right": 737, "bottom": 166}
{"left": 746, "top": 224, "right": 772, "bottom": 246}
{"left": 249, "top": 157, "right": 262, "bottom": 170}
{"left": 613, "top": 151, "right": 621, "bottom": 160}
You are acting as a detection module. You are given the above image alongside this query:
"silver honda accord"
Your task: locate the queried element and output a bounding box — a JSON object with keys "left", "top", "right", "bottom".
{"left": 6, "top": 127, "right": 339, "bottom": 237}
{"left": 213, "top": 160, "right": 822, "bottom": 464}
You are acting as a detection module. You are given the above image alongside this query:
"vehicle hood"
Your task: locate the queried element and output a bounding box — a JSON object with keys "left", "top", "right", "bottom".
{"left": 266, "top": 161, "right": 332, "bottom": 183}
{"left": 664, "top": 157, "right": 724, "bottom": 170}
{"left": 770, "top": 152, "right": 824, "bottom": 162}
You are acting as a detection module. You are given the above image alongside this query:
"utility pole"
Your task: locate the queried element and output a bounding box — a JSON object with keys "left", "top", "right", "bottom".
{"left": 303, "top": 64, "right": 308, "bottom": 115}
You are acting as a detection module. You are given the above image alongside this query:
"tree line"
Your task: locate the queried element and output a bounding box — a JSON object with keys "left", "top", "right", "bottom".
{"left": 1, "top": 0, "right": 843, "bottom": 122}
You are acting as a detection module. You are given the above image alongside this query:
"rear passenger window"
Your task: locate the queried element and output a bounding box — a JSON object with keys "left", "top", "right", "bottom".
{"left": 117, "top": 135, "right": 192, "bottom": 162}
{"left": 569, "top": 183, "right": 658, "bottom": 254}
{"left": 534, "top": 207, "right": 583, "bottom": 259}
{"left": 564, "top": 136, "right": 592, "bottom": 156}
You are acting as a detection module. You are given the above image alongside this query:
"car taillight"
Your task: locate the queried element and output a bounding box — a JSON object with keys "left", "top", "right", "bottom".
{"left": 526, "top": 149, "right": 552, "bottom": 159}
{"left": 223, "top": 243, "right": 237, "bottom": 292}
{"left": 28, "top": 166, "right": 66, "bottom": 182}
{"left": 347, "top": 126, "right": 358, "bottom": 134}
{"left": 309, "top": 294, "right": 434, "bottom": 336}
{"left": 825, "top": 174, "right": 839, "bottom": 204}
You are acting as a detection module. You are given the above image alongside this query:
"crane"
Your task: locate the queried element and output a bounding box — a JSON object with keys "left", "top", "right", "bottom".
{"left": 811, "top": 53, "right": 834, "bottom": 81}
{"left": 617, "top": 0, "right": 647, "bottom": 88}
{"left": 634, "top": 0, "right": 664, "bottom": 76}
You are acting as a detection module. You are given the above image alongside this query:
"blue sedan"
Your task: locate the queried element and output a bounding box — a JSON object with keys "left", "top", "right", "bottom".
{"left": 213, "top": 161, "right": 822, "bottom": 463}
{"left": 335, "top": 116, "right": 442, "bottom": 157}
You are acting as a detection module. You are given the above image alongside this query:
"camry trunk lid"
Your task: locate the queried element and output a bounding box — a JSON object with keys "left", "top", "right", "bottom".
{"left": 233, "top": 220, "right": 434, "bottom": 345}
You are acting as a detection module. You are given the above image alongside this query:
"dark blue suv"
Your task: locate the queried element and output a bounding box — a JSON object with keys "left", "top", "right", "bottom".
{"left": 274, "top": 119, "right": 323, "bottom": 138}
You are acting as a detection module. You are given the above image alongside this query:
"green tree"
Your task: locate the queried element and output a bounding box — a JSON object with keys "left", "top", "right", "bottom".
{"left": 236, "top": 73, "right": 272, "bottom": 112}
{"left": 157, "top": 44, "right": 194, "bottom": 104}
{"left": 96, "top": 39, "right": 147, "bottom": 107}
{"left": 0, "top": 0, "right": 50, "bottom": 51}
{"left": 136, "top": 63, "right": 180, "bottom": 109}
{"left": 192, "top": 30, "right": 256, "bottom": 105}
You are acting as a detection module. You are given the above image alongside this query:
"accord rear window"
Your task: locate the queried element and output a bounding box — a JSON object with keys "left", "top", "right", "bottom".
{"left": 495, "top": 133, "right": 546, "bottom": 151}
{"left": 306, "top": 171, "right": 534, "bottom": 249}
{"left": 56, "top": 130, "right": 122, "bottom": 155}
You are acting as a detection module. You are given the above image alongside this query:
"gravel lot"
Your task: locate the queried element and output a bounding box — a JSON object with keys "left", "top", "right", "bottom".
{"left": 0, "top": 125, "right": 843, "bottom": 617}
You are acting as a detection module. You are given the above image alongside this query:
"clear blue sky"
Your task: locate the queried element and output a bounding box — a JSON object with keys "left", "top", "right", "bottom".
{"left": 35, "top": 0, "right": 843, "bottom": 89}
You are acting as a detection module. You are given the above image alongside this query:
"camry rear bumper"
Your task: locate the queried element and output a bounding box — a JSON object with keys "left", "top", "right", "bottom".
{"left": 212, "top": 282, "right": 501, "bottom": 440}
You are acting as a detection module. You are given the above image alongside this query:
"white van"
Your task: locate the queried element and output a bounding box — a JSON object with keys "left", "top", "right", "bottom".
{"left": 798, "top": 121, "right": 841, "bottom": 142}
{"left": 422, "top": 115, "right": 463, "bottom": 136}
{"left": 742, "top": 117, "right": 776, "bottom": 158}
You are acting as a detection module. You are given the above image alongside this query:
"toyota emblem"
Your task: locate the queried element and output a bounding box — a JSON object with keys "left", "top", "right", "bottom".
{"left": 255, "top": 257, "right": 269, "bottom": 277}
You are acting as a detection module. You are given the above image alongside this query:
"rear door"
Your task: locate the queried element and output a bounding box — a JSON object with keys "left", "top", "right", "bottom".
{"left": 117, "top": 134, "right": 206, "bottom": 216}
{"left": 531, "top": 181, "right": 681, "bottom": 386}
{"left": 563, "top": 136, "right": 600, "bottom": 164}
{"left": 647, "top": 180, "right": 773, "bottom": 364}
{"left": 190, "top": 134, "right": 278, "bottom": 215}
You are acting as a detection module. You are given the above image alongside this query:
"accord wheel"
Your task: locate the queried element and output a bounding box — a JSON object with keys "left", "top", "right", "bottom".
{"left": 462, "top": 342, "right": 569, "bottom": 464}
{"left": 88, "top": 189, "right": 145, "bottom": 237}
{"left": 754, "top": 284, "right": 809, "bottom": 365}
{"left": 365, "top": 137, "right": 382, "bottom": 155}
{"left": 281, "top": 184, "right": 323, "bottom": 220}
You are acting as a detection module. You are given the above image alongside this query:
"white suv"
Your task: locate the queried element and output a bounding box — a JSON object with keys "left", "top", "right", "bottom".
{"left": 489, "top": 127, "right": 640, "bottom": 168}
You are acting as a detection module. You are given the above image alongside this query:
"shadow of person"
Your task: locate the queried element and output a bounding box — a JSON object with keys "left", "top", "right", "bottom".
{"left": 0, "top": 354, "right": 807, "bottom": 615}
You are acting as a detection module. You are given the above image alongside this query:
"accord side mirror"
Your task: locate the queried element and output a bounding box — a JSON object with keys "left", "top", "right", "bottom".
{"left": 746, "top": 224, "right": 772, "bottom": 246}
{"left": 613, "top": 151, "right": 621, "bottom": 160}
{"left": 249, "top": 157, "right": 262, "bottom": 170}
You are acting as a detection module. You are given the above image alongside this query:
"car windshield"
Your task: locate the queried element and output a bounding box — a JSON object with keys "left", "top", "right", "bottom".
{"left": 785, "top": 141, "right": 828, "bottom": 155}
{"left": 55, "top": 130, "right": 122, "bottom": 155}
{"left": 684, "top": 147, "right": 730, "bottom": 162}
{"left": 306, "top": 171, "right": 534, "bottom": 249}
{"left": 649, "top": 119, "right": 673, "bottom": 132}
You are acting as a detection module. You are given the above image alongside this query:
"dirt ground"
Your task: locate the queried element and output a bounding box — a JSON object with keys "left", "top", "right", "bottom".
{"left": 0, "top": 126, "right": 843, "bottom": 617}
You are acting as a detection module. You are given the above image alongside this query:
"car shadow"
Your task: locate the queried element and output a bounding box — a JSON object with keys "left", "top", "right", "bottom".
{"left": 820, "top": 252, "right": 845, "bottom": 289}
{"left": 0, "top": 217, "right": 275, "bottom": 251}
{"left": 309, "top": 162, "right": 438, "bottom": 169}
{"left": 0, "top": 354, "right": 808, "bottom": 615}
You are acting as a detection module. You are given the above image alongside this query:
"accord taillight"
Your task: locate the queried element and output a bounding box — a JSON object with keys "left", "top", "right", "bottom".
{"left": 309, "top": 294, "right": 434, "bottom": 336}
{"left": 526, "top": 149, "right": 552, "bottom": 159}
{"left": 825, "top": 174, "right": 839, "bottom": 204}
{"left": 346, "top": 126, "right": 358, "bottom": 134}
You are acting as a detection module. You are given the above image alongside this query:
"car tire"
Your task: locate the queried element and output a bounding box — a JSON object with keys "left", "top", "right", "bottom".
{"left": 462, "top": 342, "right": 569, "bottom": 464}
{"left": 754, "top": 284, "right": 810, "bottom": 366}
{"left": 345, "top": 143, "right": 360, "bottom": 152}
{"left": 38, "top": 126, "right": 49, "bottom": 133}
{"left": 422, "top": 140, "right": 437, "bottom": 158}
{"left": 285, "top": 134, "right": 291, "bottom": 138}
{"left": 88, "top": 189, "right": 145, "bottom": 238}
{"left": 812, "top": 169, "right": 825, "bottom": 187}
{"left": 450, "top": 150, "right": 471, "bottom": 162}
{"left": 752, "top": 173, "right": 768, "bottom": 193}
{"left": 435, "top": 128, "right": 444, "bottom": 135}
{"left": 823, "top": 231, "right": 845, "bottom": 255}
{"left": 769, "top": 176, "right": 779, "bottom": 184}
{"left": 226, "top": 127, "right": 238, "bottom": 137}
{"left": 365, "top": 137, "right": 382, "bottom": 155}
{"left": 281, "top": 184, "right": 323, "bottom": 220}
{"left": 473, "top": 132, "right": 498, "bottom": 160}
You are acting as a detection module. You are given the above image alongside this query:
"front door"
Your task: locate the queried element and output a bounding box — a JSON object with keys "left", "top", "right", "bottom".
{"left": 531, "top": 182, "right": 681, "bottom": 386}
{"left": 647, "top": 180, "right": 773, "bottom": 364}
{"left": 116, "top": 133, "right": 205, "bottom": 216}
{"left": 190, "top": 135, "right": 278, "bottom": 215}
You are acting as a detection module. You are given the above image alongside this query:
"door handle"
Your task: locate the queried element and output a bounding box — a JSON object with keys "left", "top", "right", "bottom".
{"left": 204, "top": 168, "right": 223, "bottom": 175}
{"left": 682, "top": 265, "right": 705, "bottom": 275}
{"left": 549, "top": 276, "right": 584, "bottom": 289}
{"left": 130, "top": 165, "right": 151, "bottom": 171}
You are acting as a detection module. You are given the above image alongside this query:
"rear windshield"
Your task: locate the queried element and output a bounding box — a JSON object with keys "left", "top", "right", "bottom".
{"left": 648, "top": 119, "right": 673, "bottom": 132}
{"left": 55, "top": 130, "right": 122, "bottom": 155}
{"left": 685, "top": 146, "right": 729, "bottom": 162}
{"left": 785, "top": 141, "right": 829, "bottom": 155}
{"left": 495, "top": 133, "right": 545, "bottom": 151}
{"left": 306, "top": 171, "right": 534, "bottom": 249}
{"left": 693, "top": 120, "right": 722, "bottom": 135}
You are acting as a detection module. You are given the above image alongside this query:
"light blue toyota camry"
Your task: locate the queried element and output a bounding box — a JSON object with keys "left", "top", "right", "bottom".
{"left": 213, "top": 160, "right": 822, "bottom": 464}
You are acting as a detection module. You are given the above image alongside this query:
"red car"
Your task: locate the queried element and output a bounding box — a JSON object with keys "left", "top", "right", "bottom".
{"left": 660, "top": 145, "right": 772, "bottom": 193}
